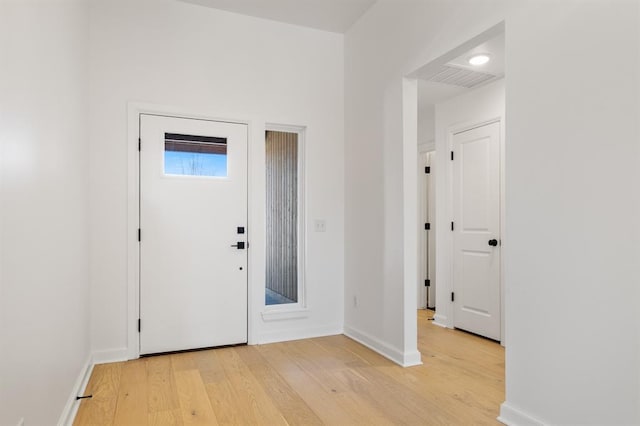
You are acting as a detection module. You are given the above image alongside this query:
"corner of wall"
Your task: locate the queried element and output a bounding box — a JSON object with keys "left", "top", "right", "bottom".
{"left": 344, "top": 325, "right": 422, "bottom": 367}
{"left": 57, "top": 355, "right": 94, "bottom": 426}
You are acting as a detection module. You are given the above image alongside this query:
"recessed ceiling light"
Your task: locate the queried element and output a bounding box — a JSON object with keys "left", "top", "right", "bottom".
{"left": 468, "top": 54, "right": 491, "bottom": 66}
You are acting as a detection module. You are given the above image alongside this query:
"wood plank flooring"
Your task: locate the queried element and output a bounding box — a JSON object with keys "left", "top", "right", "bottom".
{"left": 74, "top": 310, "right": 504, "bottom": 425}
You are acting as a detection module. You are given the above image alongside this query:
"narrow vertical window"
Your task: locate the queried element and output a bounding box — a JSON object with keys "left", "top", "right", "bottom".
{"left": 265, "top": 129, "right": 303, "bottom": 305}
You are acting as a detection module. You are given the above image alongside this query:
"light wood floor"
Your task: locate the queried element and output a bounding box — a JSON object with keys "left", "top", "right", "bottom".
{"left": 74, "top": 310, "right": 504, "bottom": 425}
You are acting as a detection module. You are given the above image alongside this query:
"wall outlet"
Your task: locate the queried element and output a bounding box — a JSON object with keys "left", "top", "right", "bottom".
{"left": 314, "top": 219, "right": 326, "bottom": 232}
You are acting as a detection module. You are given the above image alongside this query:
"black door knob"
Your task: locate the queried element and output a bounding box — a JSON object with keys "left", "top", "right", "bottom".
{"left": 231, "top": 242, "right": 245, "bottom": 249}
{"left": 488, "top": 239, "right": 498, "bottom": 247}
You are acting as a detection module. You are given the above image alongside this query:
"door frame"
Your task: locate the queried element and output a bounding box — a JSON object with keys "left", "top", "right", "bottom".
{"left": 446, "top": 116, "right": 505, "bottom": 344}
{"left": 126, "top": 102, "right": 253, "bottom": 360}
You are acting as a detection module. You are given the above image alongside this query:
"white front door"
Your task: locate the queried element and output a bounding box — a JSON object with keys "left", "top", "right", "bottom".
{"left": 139, "top": 114, "right": 248, "bottom": 355}
{"left": 452, "top": 121, "right": 501, "bottom": 340}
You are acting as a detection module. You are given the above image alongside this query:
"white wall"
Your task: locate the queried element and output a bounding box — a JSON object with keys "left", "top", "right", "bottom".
{"left": 345, "top": 0, "right": 640, "bottom": 424}
{"left": 0, "top": 0, "right": 91, "bottom": 424}
{"left": 503, "top": 3, "right": 639, "bottom": 423}
{"left": 433, "top": 79, "right": 505, "bottom": 335}
{"left": 88, "top": 0, "right": 344, "bottom": 359}
{"left": 418, "top": 104, "right": 435, "bottom": 146}
{"left": 345, "top": 0, "right": 507, "bottom": 368}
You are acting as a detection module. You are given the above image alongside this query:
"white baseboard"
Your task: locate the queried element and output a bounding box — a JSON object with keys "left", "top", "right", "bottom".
{"left": 57, "top": 348, "right": 130, "bottom": 426}
{"left": 343, "top": 325, "right": 423, "bottom": 367}
{"left": 92, "top": 347, "right": 128, "bottom": 364}
{"left": 498, "top": 402, "right": 545, "bottom": 426}
{"left": 57, "top": 355, "right": 94, "bottom": 426}
{"left": 432, "top": 313, "right": 449, "bottom": 329}
{"left": 261, "top": 308, "right": 311, "bottom": 322}
{"left": 401, "top": 349, "right": 423, "bottom": 367}
{"left": 257, "top": 323, "right": 343, "bottom": 345}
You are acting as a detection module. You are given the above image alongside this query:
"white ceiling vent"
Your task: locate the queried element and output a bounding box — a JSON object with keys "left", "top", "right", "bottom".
{"left": 424, "top": 65, "right": 499, "bottom": 89}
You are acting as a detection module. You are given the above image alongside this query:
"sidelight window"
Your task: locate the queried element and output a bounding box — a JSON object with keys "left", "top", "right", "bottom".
{"left": 265, "top": 128, "right": 304, "bottom": 306}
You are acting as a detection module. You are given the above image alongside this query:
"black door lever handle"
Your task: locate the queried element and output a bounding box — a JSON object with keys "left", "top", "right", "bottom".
{"left": 231, "top": 242, "right": 245, "bottom": 249}
{"left": 488, "top": 239, "right": 498, "bottom": 247}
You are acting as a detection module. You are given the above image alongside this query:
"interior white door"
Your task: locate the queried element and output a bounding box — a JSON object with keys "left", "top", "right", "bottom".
{"left": 452, "top": 121, "right": 501, "bottom": 340}
{"left": 139, "top": 114, "right": 248, "bottom": 355}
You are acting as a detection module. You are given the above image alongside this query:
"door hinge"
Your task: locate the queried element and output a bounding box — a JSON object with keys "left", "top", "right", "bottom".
{"left": 425, "top": 166, "right": 431, "bottom": 174}
{"left": 451, "top": 222, "right": 454, "bottom": 231}
{"left": 137, "top": 318, "right": 141, "bottom": 333}
{"left": 138, "top": 138, "right": 141, "bottom": 151}
{"left": 424, "top": 222, "right": 430, "bottom": 230}
{"left": 451, "top": 292, "right": 455, "bottom": 302}
{"left": 450, "top": 151, "right": 454, "bottom": 161}
{"left": 137, "top": 228, "right": 141, "bottom": 242}
{"left": 425, "top": 279, "right": 431, "bottom": 287}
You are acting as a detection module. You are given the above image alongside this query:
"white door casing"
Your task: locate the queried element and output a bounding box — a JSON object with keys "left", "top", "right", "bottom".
{"left": 139, "top": 114, "right": 248, "bottom": 355}
{"left": 452, "top": 121, "right": 501, "bottom": 340}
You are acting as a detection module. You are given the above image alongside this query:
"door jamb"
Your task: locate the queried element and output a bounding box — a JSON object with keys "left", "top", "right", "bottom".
{"left": 126, "top": 102, "right": 252, "bottom": 360}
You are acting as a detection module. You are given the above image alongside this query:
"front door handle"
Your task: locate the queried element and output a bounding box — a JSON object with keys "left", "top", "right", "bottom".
{"left": 488, "top": 239, "right": 498, "bottom": 247}
{"left": 231, "top": 242, "right": 245, "bottom": 250}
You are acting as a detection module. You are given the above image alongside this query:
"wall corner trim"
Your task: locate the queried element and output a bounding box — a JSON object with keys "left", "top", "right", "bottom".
{"left": 57, "top": 355, "right": 94, "bottom": 426}
{"left": 498, "top": 402, "right": 545, "bottom": 426}
{"left": 344, "top": 325, "right": 422, "bottom": 367}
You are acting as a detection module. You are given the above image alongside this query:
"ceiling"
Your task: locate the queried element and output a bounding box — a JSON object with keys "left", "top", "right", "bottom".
{"left": 418, "top": 32, "right": 505, "bottom": 112}
{"left": 178, "top": 0, "right": 377, "bottom": 33}
{"left": 447, "top": 33, "right": 505, "bottom": 77}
